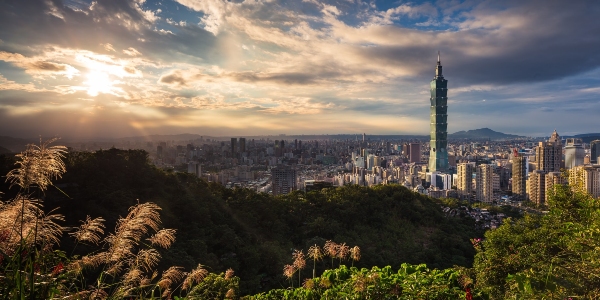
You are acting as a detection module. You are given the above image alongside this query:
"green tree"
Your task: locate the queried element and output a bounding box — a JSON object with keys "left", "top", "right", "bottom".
{"left": 474, "top": 183, "right": 600, "bottom": 299}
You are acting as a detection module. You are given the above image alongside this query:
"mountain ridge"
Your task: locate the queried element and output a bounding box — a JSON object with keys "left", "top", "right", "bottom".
{"left": 448, "top": 128, "right": 525, "bottom": 140}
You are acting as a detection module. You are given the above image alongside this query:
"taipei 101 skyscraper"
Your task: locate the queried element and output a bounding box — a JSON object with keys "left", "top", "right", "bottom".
{"left": 428, "top": 52, "right": 449, "bottom": 172}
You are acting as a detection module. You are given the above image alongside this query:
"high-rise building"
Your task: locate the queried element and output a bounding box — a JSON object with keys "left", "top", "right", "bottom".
{"left": 367, "top": 154, "right": 375, "bottom": 171}
{"left": 239, "top": 138, "right": 246, "bottom": 153}
{"left": 512, "top": 151, "right": 528, "bottom": 201}
{"left": 476, "top": 164, "right": 494, "bottom": 203}
{"left": 565, "top": 138, "right": 584, "bottom": 169}
{"left": 230, "top": 138, "right": 237, "bottom": 155}
{"left": 409, "top": 143, "right": 421, "bottom": 163}
{"left": 402, "top": 143, "right": 410, "bottom": 157}
{"left": 545, "top": 172, "right": 565, "bottom": 204}
{"left": 157, "top": 145, "right": 163, "bottom": 158}
{"left": 527, "top": 170, "right": 546, "bottom": 206}
{"left": 271, "top": 166, "right": 297, "bottom": 196}
{"left": 187, "top": 161, "right": 201, "bottom": 178}
{"left": 457, "top": 163, "right": 475, "bottom": 200}
{"left": 428, "top": 52, "right": 449, "bottom": 172}
{"left": 569, "top": 166, "right": 600, "bottom": 198}
{"left": 493, "top": 166, "right": 511, "bottom": 191}
{"left": 591, "top": 140, "right": 600, "bottom": 164}
{"left": 535, "top": 130, "right": 562, "bottom": 172}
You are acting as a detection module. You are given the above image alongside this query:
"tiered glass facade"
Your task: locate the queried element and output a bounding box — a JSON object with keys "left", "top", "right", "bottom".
{"left": 428, "top": 53, "right": 449, "bottom": 172}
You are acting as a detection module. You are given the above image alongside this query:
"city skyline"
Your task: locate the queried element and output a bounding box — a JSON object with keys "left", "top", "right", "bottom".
{"left": 1, "top": 0, "right": 599, "bottom": 139}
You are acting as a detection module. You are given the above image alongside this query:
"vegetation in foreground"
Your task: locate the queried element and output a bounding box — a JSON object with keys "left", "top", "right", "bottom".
{"left": 0, "top": 144, "right": 479, "bottom": 295}
{"left": 2, "top": 140, "right": 600, "bottom": 299}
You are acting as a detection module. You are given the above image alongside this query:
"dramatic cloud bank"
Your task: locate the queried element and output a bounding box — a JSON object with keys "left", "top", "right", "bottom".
{"left": 0, "top": 0, "right": 599, "bottom": 138}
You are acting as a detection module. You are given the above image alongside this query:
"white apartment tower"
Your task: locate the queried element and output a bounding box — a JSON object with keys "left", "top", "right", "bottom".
{"left": 569, "top": 166, "right": 600, "bottom": 198}
{"left": 476, "top": 164, "right": 494, "bottom": 203}
{"left": 457, "top": 163, "right": 475, "bottom": 200}
{"left": 527, "top": 170, "right": 546, "bottom": 206}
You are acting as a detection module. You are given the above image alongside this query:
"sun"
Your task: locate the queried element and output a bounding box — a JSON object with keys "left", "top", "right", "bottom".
{"left": 84, "top": 71, "right": 113, "bottom": 96}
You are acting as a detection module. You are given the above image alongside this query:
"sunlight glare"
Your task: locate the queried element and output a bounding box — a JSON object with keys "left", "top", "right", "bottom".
{"left": 84, "top": 71, "right": 113, "bottom": 96}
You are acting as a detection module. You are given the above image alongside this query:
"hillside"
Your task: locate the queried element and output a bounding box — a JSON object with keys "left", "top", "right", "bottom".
{"left": 0, "top": 136, "right": 32, "bottom": 152}
{"left": 449, "top": 128, "right": 524, "bottom": 140}
{"left": 0, "top": 149, "right": 480, "bottom": 295}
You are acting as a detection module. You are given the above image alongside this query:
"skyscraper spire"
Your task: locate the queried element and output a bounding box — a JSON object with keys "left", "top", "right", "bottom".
{"left": 435, "top": 51, "right": 443, "bottom": 78}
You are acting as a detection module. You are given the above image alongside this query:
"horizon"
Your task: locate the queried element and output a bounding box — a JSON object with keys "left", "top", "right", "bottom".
{"left": 7, "top": 127, "right": 600, "bottom": 142}
{"left": 1, "top": 0, "right": 599, "bottom": 139}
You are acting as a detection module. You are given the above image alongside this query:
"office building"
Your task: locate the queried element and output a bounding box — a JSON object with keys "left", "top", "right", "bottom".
{"left": 239, "top": 138, "right": 246, "bottom": 153}
{"left": 409, "top": 143, "right": 421, "bottom": 163}
{"left": 428, "top": 52, "right": 449, "bottom": 172}
{"left": 187, "top": 161, "right": 201, "bottom": 177}
{"left": 231, "top": 138, "right": 237, "bottom": 156}
{"left": 271, "top": 166, "right": 297, "bottom": 196}
{"left": 565, "top": 138, "right": 585, "bottom": 169}
{"left": 402, "top": 143, "right": 410, "bottom": 157}
{"left": 591, "top": 140, "right": 600, "bottom": 164}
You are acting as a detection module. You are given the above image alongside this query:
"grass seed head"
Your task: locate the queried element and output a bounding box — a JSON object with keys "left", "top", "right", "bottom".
{"left": 183, "top": 264, "right": 208, "bottom": 290}
{"left": 70, "top": 216, "right": 105, "bottom": 245}
{"left": 350, "top": 246, "right": 361, "bottom": 262}
{"left": 283, "top": 264, "right": 295, "bottom": 278}
{"left": 147, "top": 228, "right": 176, "bottom": 249}
{"left": 308, "top": 245, "right": 323, "bottom": 261}
{"left": 292, "top": 249, "right": 306, "bottom": 269}
{"left": 158, "top": 266, "right": 185, "bottom": 290}
{"left": 225, "top": 268, "right": 235, "bottom": 280}
{"left": 337, "top": 243, "right": 350, "bottom": 260}
{"left": 324, "top": 240, "right": 338, "bottom": 258}
{"left": 6, "top": 137, "right": 66, "bottom": 191}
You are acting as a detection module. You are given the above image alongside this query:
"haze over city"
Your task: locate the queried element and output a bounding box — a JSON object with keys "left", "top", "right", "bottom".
{"left": 1, "top": 0, "right": 599, "bottom": 139}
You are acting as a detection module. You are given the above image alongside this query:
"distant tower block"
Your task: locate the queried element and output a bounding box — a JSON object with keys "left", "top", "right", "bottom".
{"left": 428, "top": 51, "right": 449, "bottom": 172}
{"left": 535, "top": 130, "right": 562, "bottom": 172}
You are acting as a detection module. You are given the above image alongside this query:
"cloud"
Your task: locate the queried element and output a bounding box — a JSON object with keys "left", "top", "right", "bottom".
{"left": 158, "top": 71, "right": 190, "bottom": 86}
{"left": 0, "top": 0, "right": 600, "bottom": 137}
{"left": 102, "top": 43, "right": 116, "bottom": 52}
{"left": 122, "top": 47, "right": 142, "bottom": 56}
{"left": 228, "top": 71, "right": 318, "bottom": 85}
{"left": 0, "top": 51, "right": 80, "bottom": 79}
{"left": 0, "top": 74, "right": 43, "bottom": 92}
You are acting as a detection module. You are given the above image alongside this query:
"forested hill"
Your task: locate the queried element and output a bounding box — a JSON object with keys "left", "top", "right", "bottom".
{"left": 0, "top": 149, "right": 479, "bottom": 296}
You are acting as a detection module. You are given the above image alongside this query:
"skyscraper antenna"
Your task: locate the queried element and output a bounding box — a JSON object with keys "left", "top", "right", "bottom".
{"left": 437, "top": 51, "right": 440, "bottom": 63}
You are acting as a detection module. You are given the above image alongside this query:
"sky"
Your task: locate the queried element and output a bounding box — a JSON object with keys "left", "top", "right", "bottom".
{"left": 0, "top": 0, "right": 599, "bottom": 139}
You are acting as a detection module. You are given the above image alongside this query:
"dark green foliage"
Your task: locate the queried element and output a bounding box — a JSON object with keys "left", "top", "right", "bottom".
{"left": 187, "top": 272, "right": 241, "bottom": 300}
{"left": 247, "top": 264, "right": 468, "bottom": 299}
{"left": 5, "top": 149, "right": 478, "bottom": 295}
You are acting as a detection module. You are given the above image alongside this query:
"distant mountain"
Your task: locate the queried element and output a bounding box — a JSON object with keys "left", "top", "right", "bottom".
{"left": 564, "top": 133, "right": 600, "bottom": 143}
{"left": 116, "top": 133, "right": 207, "bottom": 142}
{"left": 0, "top": 136, "right": 34, "bottom": 153}
{"left": 0, "top": 146, "right": 12, "bottom": 154}
{"left": 449, "top": 128, "right": 524, "bottom": 140}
